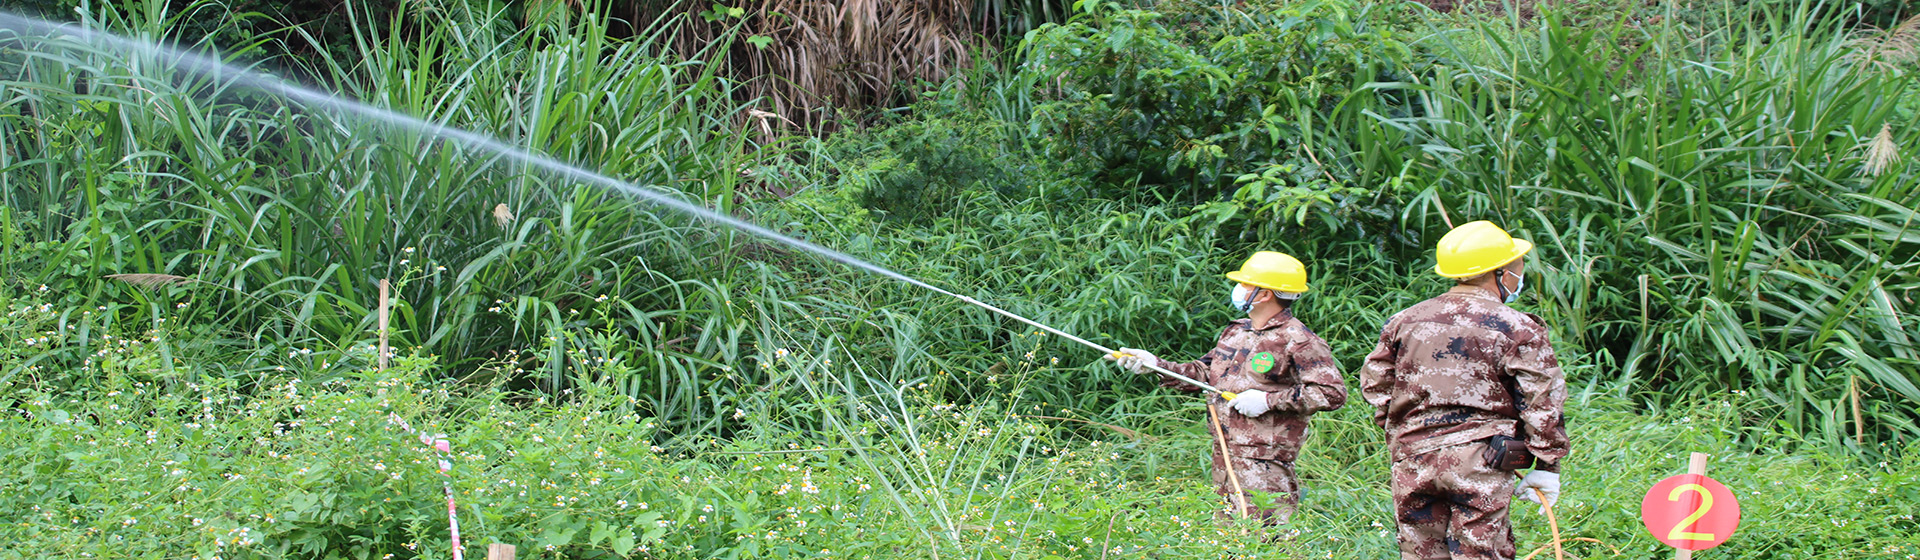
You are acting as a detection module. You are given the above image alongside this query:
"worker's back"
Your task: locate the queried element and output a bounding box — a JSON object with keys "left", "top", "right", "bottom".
{"left": 1360, "top": 284, "right": 1566, "bottom": 464}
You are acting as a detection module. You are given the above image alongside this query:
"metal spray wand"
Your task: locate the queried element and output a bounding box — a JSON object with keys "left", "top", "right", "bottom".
{"left": 937, "top": 292, "right": 1235, "bottom": 400}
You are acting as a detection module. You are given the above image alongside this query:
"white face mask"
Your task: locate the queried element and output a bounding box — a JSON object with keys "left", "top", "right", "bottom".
{"left": 1500, "top": 270, "right": 1526, "bottom": 304}
{"left": 1231, "top": 285, "right": 1259, "bottom": 314}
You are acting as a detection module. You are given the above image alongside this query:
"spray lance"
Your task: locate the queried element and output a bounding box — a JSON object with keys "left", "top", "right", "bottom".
{"left": 933, "top": 292, "right": 1255, "bottom": 519}
{"left": 939, "top": 292, "right": 1234, "bottom": 400}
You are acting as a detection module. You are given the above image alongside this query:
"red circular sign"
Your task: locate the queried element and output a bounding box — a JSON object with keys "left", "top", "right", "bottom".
{"left": 1641, "top": 474, "right": 1740, "bottom": 550}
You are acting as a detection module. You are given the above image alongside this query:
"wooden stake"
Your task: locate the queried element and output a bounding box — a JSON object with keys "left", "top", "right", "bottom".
{"left": 1851, "top": 376, "right": 1865, "bottom": 446}
{"left": 1206, "top": 401, "right": 1251, "bottom": 520}
{"left": 1686, "top": 452, "right": 1709, "bottom": 476}
{"left": 1675, "top": 453, "right": 1710, "bottom": 560}
{"left": 486, "top": 543, "right": 515, "bottom": 560}
{"left": 377, "top": 279, "right": 390, "bottom": 371}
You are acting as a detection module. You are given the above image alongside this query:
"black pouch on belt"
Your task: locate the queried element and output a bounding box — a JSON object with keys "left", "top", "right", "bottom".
{"left": 1482, "top": 434, "right": 1537, "bottom": 471}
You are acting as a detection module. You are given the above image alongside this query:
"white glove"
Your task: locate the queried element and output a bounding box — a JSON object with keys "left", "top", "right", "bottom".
{"left": 1513, "top": 470, "right": 1561, "bottom": 514}
{"left": 1228, "top": 390, "right": 1271, "bottom": 416}
{"left": 1110, "top": 348, "right": 1157, "bottom": 374}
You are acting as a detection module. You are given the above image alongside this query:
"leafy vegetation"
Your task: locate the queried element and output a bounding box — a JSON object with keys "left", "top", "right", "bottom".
{"left": 1021, "top": 0, "right": 1413, "bottom": 219}
{"left": 2, "top": 0, "right": 1919, "bottom": 557}
{"left": 1402, "top": 5, "right": 1920, "bottom": 449}
{"left": 977, "top": 0, "right": 1920, "bottom": 449}
{"left": 1, "top": 0, "right": 754, "bottom": 389}
{"left": 4, "top": 292, "right": 1916, "bottom": 558}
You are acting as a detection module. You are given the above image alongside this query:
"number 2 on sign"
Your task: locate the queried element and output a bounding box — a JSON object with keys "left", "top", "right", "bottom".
{"left": 1665, "top": 483, "right": 1717, "bottom": 541}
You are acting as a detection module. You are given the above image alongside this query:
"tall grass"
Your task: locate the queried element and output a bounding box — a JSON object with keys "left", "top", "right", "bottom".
{"left": 6, "top": 0, "right": 1915, "bottom": 457}
{"left": 868, "top": 0, "right": 1920, "bottom": 452}
{"left": 2, "top": 1, "right": 1918, "bottom": 554}
{"left": 6, "top": 284, "right": 1917, "bottom": 558}
{"left": 0, "top": 0, "right": 1252, "bottom": 443}
{"left": 0, "top": 0, "right": 769, "bottom": 427}
{"left": 1379, "top": 1, "right": 1920, "bottom": 450}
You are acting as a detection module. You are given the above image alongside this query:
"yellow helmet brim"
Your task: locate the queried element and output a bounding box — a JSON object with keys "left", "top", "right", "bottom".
{"left": 1433, "top": 238, "right": 1533, "bottom": 278}
{"left": 1226, "top": 271, "right": 1309, "bottom": 294}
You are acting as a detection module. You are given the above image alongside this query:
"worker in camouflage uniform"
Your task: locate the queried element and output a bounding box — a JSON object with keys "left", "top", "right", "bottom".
{"left": 1112, "top": 251, "right": 1347, "bottom": 524}
{"left": 1359, "top": 221, "right": 1569, "bottom": 560}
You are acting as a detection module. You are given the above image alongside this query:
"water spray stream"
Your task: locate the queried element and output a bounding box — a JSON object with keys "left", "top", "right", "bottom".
{"left": 0, "top": 13, "right": 1227, "bottom": 395}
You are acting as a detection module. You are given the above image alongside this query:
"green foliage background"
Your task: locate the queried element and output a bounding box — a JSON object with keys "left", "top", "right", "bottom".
{"left": 0, "top": 0, "right": 1918, "bottom": 557}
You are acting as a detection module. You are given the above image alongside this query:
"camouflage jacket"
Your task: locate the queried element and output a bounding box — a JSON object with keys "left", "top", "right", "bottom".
{"left": 1156, "top": 312, "right": 1347, "bottom": 462}
{"left": 1359, "top": 285, "right": 1569, "bottom": 469}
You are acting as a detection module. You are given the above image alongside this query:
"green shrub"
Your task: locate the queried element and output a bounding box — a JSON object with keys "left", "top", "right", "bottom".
{"left": 4, "top": 293, "right": 1916, "bottom": 558}
{"left": 1281, "top": 388, "right": 1920, "bottom": 559}
{"left": 1389, "top": 4, "right": 1920, "bottom": 449}
{"left": 1019, "top": 0, "right": 1418, "bottom": 233}
{"left": 822, "top": 116, "right": 1083, "bottom": 224}
{"left": 0, "top": 0, "right": 758, "bottom": 392}
{"left": 0, "top": 293, "right": 1285, "bottom": 558}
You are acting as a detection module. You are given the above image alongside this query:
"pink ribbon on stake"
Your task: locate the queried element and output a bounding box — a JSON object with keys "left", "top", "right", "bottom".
{"left": 387, "top": 413, "right": 463, "bottom": 560}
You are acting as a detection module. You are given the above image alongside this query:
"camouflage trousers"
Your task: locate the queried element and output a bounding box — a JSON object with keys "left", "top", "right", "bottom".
{"left": 1390, "top": 440, "right": 1516, "bottom": 560}
{"left": 1211, "top": 452, "right": 1299, "bottom": 524}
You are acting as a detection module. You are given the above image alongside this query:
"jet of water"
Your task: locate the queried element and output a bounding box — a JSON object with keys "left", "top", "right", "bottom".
{"left": 0, "top": 12, "right": 1218, "bottom": 390}
{"left": 0, "top": 11, "right": 941, "bottom": 292}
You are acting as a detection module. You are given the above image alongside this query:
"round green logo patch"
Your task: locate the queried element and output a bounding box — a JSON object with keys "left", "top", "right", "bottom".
{"left": 1249, "top": 352, "right": 1276, "bottom": 374}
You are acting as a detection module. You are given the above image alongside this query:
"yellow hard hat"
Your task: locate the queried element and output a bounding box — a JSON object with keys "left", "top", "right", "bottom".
{"left": 1434, "top": 221, "right": 1533, "bottom": 278}
{"left": 1226, "top": 251, "right": 1309, "bottom": 293}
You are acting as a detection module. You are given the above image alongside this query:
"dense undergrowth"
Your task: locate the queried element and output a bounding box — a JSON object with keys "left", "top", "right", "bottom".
{"left": 5, "top": 0, "right": 1915, "bottom": 447}
{"left": 993, "top": 0, "right": 1920, "bottom": 448}
{"left": 2, "top": 0, "right": 1920, "bottom": 557}
{"left": 3, "top": 293, "right": 1916, "bottom": 559}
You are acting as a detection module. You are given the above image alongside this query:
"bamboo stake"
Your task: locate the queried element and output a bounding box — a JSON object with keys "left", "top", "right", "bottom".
{"left": 1207, "top": 401, "right": 1250, "bottom": 520}
{"left": 377, "top": 279, "right": 391, "bottom": 371}
{"left": 486, "top": 543, "right": 515, "bottom": 560}
{"left": 1851, "top": 375, "right": 1864, "bottom": 446}
{"left": 1675, "top": 453, "right": 1710, "bottom": 560}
